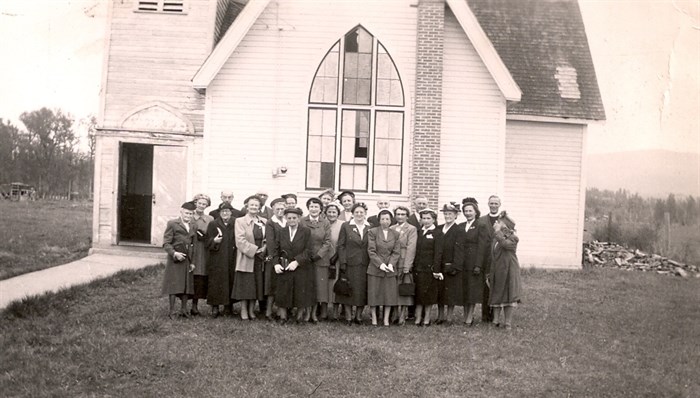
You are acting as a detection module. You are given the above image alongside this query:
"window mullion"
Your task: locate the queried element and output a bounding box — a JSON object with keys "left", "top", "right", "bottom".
{"left": 334, "top": 37, "right": 345, "bottom": 193}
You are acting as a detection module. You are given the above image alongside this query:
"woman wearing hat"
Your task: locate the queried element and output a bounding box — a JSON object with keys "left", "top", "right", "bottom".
{"left": 232, "top": 195, "right": 268, "bottom": 320}
{"left": 435, "top": 202, "right": 466, "bottom": 325}
{"left": 390, "top": 206, "right": 417, "bottom": 325}
{"left": 302, "top": 197, "right": 332, "bottom": 323}
{"left": 190, "top": 194, "right": 214, "bottom": 316}
{"left": 367, "top": 209, "right": 401, "bottom": 326}
{"left": 413, "top": 208, "right": 442, "bottom": 326}
{"left": 162, "top": 201, "right": 197, "bottom": 318}
{"left": 262, "top": 197, "right": 286, "bottom": 319}
{"left": 270, "top": 207, "right": 313, "bottom": 323}
{"left": 324, "top": 201, "right": 345, "bottom": 319}
{"left": 337, "top": 191, "right": 356, "bottom": 222}
{"left": 206, "top": 202, "right": 237, "bottom": 317}
{"left": 489, "top": 212, "right": 522, "bottom": 330}
{"left": 336, "top": 202, "right": 370, "bottom": 324}
{"left": 460, "top": 198, "right": 489, "bottom": 325}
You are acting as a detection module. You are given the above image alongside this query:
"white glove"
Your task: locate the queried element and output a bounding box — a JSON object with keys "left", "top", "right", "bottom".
{"left": 387, "top": 264, "right": 395, "bottom": 273}
{"left": 274, "top": 264, "right": 284, "bottom": 274}
{"left": 379, "top": 263, "right": 388, "bottom": 272}
{"left": 287, "top": 261, "right": 299, "bottom": 271}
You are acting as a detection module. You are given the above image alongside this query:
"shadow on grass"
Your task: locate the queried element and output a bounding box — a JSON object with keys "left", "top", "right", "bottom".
{"left": 2, "top": 265, "right": 162, "bottom": 320}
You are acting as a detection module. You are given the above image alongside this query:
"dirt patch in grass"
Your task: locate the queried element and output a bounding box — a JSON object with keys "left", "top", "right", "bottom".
{"left": 0, "top": 200, "right": 92, "bottom": 280}
{"left": 1, "top": 266, "right": 698, "bottom": 397}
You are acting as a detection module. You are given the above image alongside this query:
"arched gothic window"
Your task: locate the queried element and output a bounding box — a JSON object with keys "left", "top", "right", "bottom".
{"left": 306, "top": 26, "right": 405, "bottom": 193}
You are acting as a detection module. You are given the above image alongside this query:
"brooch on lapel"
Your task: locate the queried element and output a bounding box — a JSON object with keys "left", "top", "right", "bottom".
{"left": 353, "top": 227, "right": 359, "bottom": 235}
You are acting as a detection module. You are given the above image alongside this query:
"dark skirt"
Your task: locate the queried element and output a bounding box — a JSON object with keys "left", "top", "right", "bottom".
{"left": 264, "top": 259, "right": 276, "bottom": 296}
{"left": 415, "top": 271, "right": 438, "bottom": 306}
{"left": 274, "top": 264, "right": 316, "bottom": 308}
{"left": 367, "top": 275, "right": 398, "bottom": 306}
{"left": 193, "top": 275, "right": 208, "bottom": 299}
{"left": 438, "top": 271, "right": 464, "bottom": 306}
{"left": 489, "top": 261, "right": 522, "bottom": 306}
{"left": 464, "top": 271, "right": 487, "bottom": 304}
{"left": 232, "top": 259, "right": 264, "bottom": 301}
{"left": 335, "top": 263, "right": 368, "bottom": 307}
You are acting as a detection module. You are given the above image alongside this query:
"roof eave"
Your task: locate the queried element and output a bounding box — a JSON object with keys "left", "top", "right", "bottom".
{"left": 446, "top": 0, "right": 521, "bottom": 102}
{"left": 192, "top": 0, "right": 272, "bottom": 89}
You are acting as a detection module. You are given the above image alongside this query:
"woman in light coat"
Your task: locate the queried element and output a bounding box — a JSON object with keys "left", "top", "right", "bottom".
{"left": 232, "top": 195, "right": 267, "bottom": 320}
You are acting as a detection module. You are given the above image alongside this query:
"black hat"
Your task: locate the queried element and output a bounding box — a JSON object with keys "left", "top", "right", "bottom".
{"left": 284, "top": 207, "right": 304, "bottom": 216}
{"left": 306, "top": 197, "right": 323, "bottom": 209}
{"left": 181, "top": 201, "right": 196, "bottom": 211}
{"left": 219, "top": 202, "right": 234, "bottom": 211}
{"left": 338, "top": 191, "right": 355, "bottom": 200}
{"left": 461, "top": 197, "right": 479, "bottom": 206}
{"left": 440, "top": 202, "right": 460, "bottom": 213}
{"left": 270, "top": 197, "right": 285, "bottom": 207}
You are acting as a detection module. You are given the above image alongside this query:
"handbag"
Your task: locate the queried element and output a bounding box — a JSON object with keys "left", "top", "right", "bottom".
{"left": 398, "top": 273, "right": 415, "bottom": 296}
{"left": 333, "top": 273, "right": 352, "bottom": 297}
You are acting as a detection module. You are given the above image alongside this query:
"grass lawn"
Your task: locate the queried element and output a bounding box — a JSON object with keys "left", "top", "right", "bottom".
{"left": 0, "top": 200, "right": 92, "bottom": 280}
{"left": 1, "top": 266, "right": 698, "bottom": 397}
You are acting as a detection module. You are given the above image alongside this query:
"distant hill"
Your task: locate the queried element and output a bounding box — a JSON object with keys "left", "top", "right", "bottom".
{"left": 586, "top": 150, "right": 699, "bottom": 198}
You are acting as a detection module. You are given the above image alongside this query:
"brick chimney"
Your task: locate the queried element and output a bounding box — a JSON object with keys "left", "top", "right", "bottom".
{"left": 411, "top": 0, "right": 445, "bottom": 210}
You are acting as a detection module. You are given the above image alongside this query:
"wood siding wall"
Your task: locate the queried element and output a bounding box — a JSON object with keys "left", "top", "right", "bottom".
{"left": 438, "top": 7, "right": 506, "bottom": 212}
{"left": 204, "top": 0, "right": 418, "bottom": 209}
{"left": 504, "top": 120, "right": 586, "bottom": 268}
{"left": 101, "top": 0, "right": 219, "bottom": 133}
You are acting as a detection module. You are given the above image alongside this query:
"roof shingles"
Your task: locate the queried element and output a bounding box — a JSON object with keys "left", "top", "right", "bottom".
{"left": 467, "top": 0, "right": 606, "bottom": 120}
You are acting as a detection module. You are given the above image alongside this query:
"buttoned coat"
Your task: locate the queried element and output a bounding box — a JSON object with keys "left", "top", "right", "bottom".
{"left": 271, "top": 224, "right": 314, "bottom": 308}
{"left": 336, "top": 220, "right": 370, "bottom": 306}
{"left": 192, "top": 213, "right": 214, "bottom": 275}
{"left": 161, "top": 217, "right": 195, "bottom": 295}
{"left": 205, "top": 216, "right": 236, "bottom": 305}
{"left": 367, "top": 227, "right": 401, "bottom": 278}
{"left": 301, "top": 215, "right": 332, "bottom": 267}
{"left": 390, "top": 222, "right": 417, "bottom": 273}
{"left": 235, "top": 214, "right": 267, "bottom": 273}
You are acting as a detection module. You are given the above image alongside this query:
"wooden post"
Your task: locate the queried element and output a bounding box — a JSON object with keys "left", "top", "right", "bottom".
{"left": 607, "top": 211, "right": 613, "bottom": 242}
{"left": 664, "top": 211, "right": 671, "bottom": 253}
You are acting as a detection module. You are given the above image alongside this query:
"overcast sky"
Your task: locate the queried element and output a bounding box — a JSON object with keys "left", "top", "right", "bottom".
{"left": 0, "top": 0, "right": 698, "bottom": 155}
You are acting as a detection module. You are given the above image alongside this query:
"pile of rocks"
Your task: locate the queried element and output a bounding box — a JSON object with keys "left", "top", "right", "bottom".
{"left": 583, "top": 241, "right": 699, "bottom": 278}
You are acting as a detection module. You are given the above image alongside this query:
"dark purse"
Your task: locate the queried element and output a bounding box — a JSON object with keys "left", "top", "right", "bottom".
{"left": 443, "top": 263, "right": 458, "bottom": 276}
{"left": 333, "top": 271, "right": 352, "bottom": 297}
{"left": 398, "top": 273, "right": 415, "bottom": 296}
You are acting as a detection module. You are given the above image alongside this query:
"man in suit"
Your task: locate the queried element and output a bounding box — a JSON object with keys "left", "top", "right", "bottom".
{"left": 407, "top": 195, "right": 429, "bottom": 229}
{"left": 210, "top": 190, "right": 244, "bottom": 220}
{"left": 476, "top": 194, "right": 501, "bottom": 323}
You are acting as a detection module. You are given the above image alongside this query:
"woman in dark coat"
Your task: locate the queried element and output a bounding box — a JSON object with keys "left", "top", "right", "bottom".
{"left": 489, "top": 212, "right": 522, "bottom": 330}
{"left": 413, "top": 208, "right": 442, "bottom": 326}
{"left": 206, "top": 203, "right": 237, "bottom": 317}
{"left": 301, "top": 197, "right": 332, "bottom": 323}
{"left": 435, "top": 203, "right": 465, "bottom": 325}
{"left": 263, "top": 198, "right": 286, "bottom": 319}
{"left": 271, "top": 207, "right": 314, "bottom": 323}
{"left": 367, "top": 209, "right": 401, "bottom": 326}
{"left": 460, "top": 198, "right": 489, "bottom": 325}
{"left": 336, "top": 202, "right": 371, "bottom": 324}
{"left": 191, "top": 194, "right": 213, "bottom": 316}
{"left": 162, "top": 201, "right": 197, "bottom": 318}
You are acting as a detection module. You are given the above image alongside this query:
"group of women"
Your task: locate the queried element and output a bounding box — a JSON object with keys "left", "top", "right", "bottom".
{"left": 161, "top": 189, "right": 522, "bottom": 329}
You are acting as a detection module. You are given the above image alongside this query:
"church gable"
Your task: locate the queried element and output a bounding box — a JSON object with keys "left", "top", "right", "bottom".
{"left": 119, "top": 102, "right": 195, "bottom": 134}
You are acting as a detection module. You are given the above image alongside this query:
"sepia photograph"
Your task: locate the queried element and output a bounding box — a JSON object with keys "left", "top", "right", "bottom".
{"left": 1, "top": 0, "right": 698, "bottom": 396}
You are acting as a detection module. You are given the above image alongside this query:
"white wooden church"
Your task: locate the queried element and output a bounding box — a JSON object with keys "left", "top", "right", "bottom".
{"left": 92, "top": 0, "right": 605, "bottom": 268}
